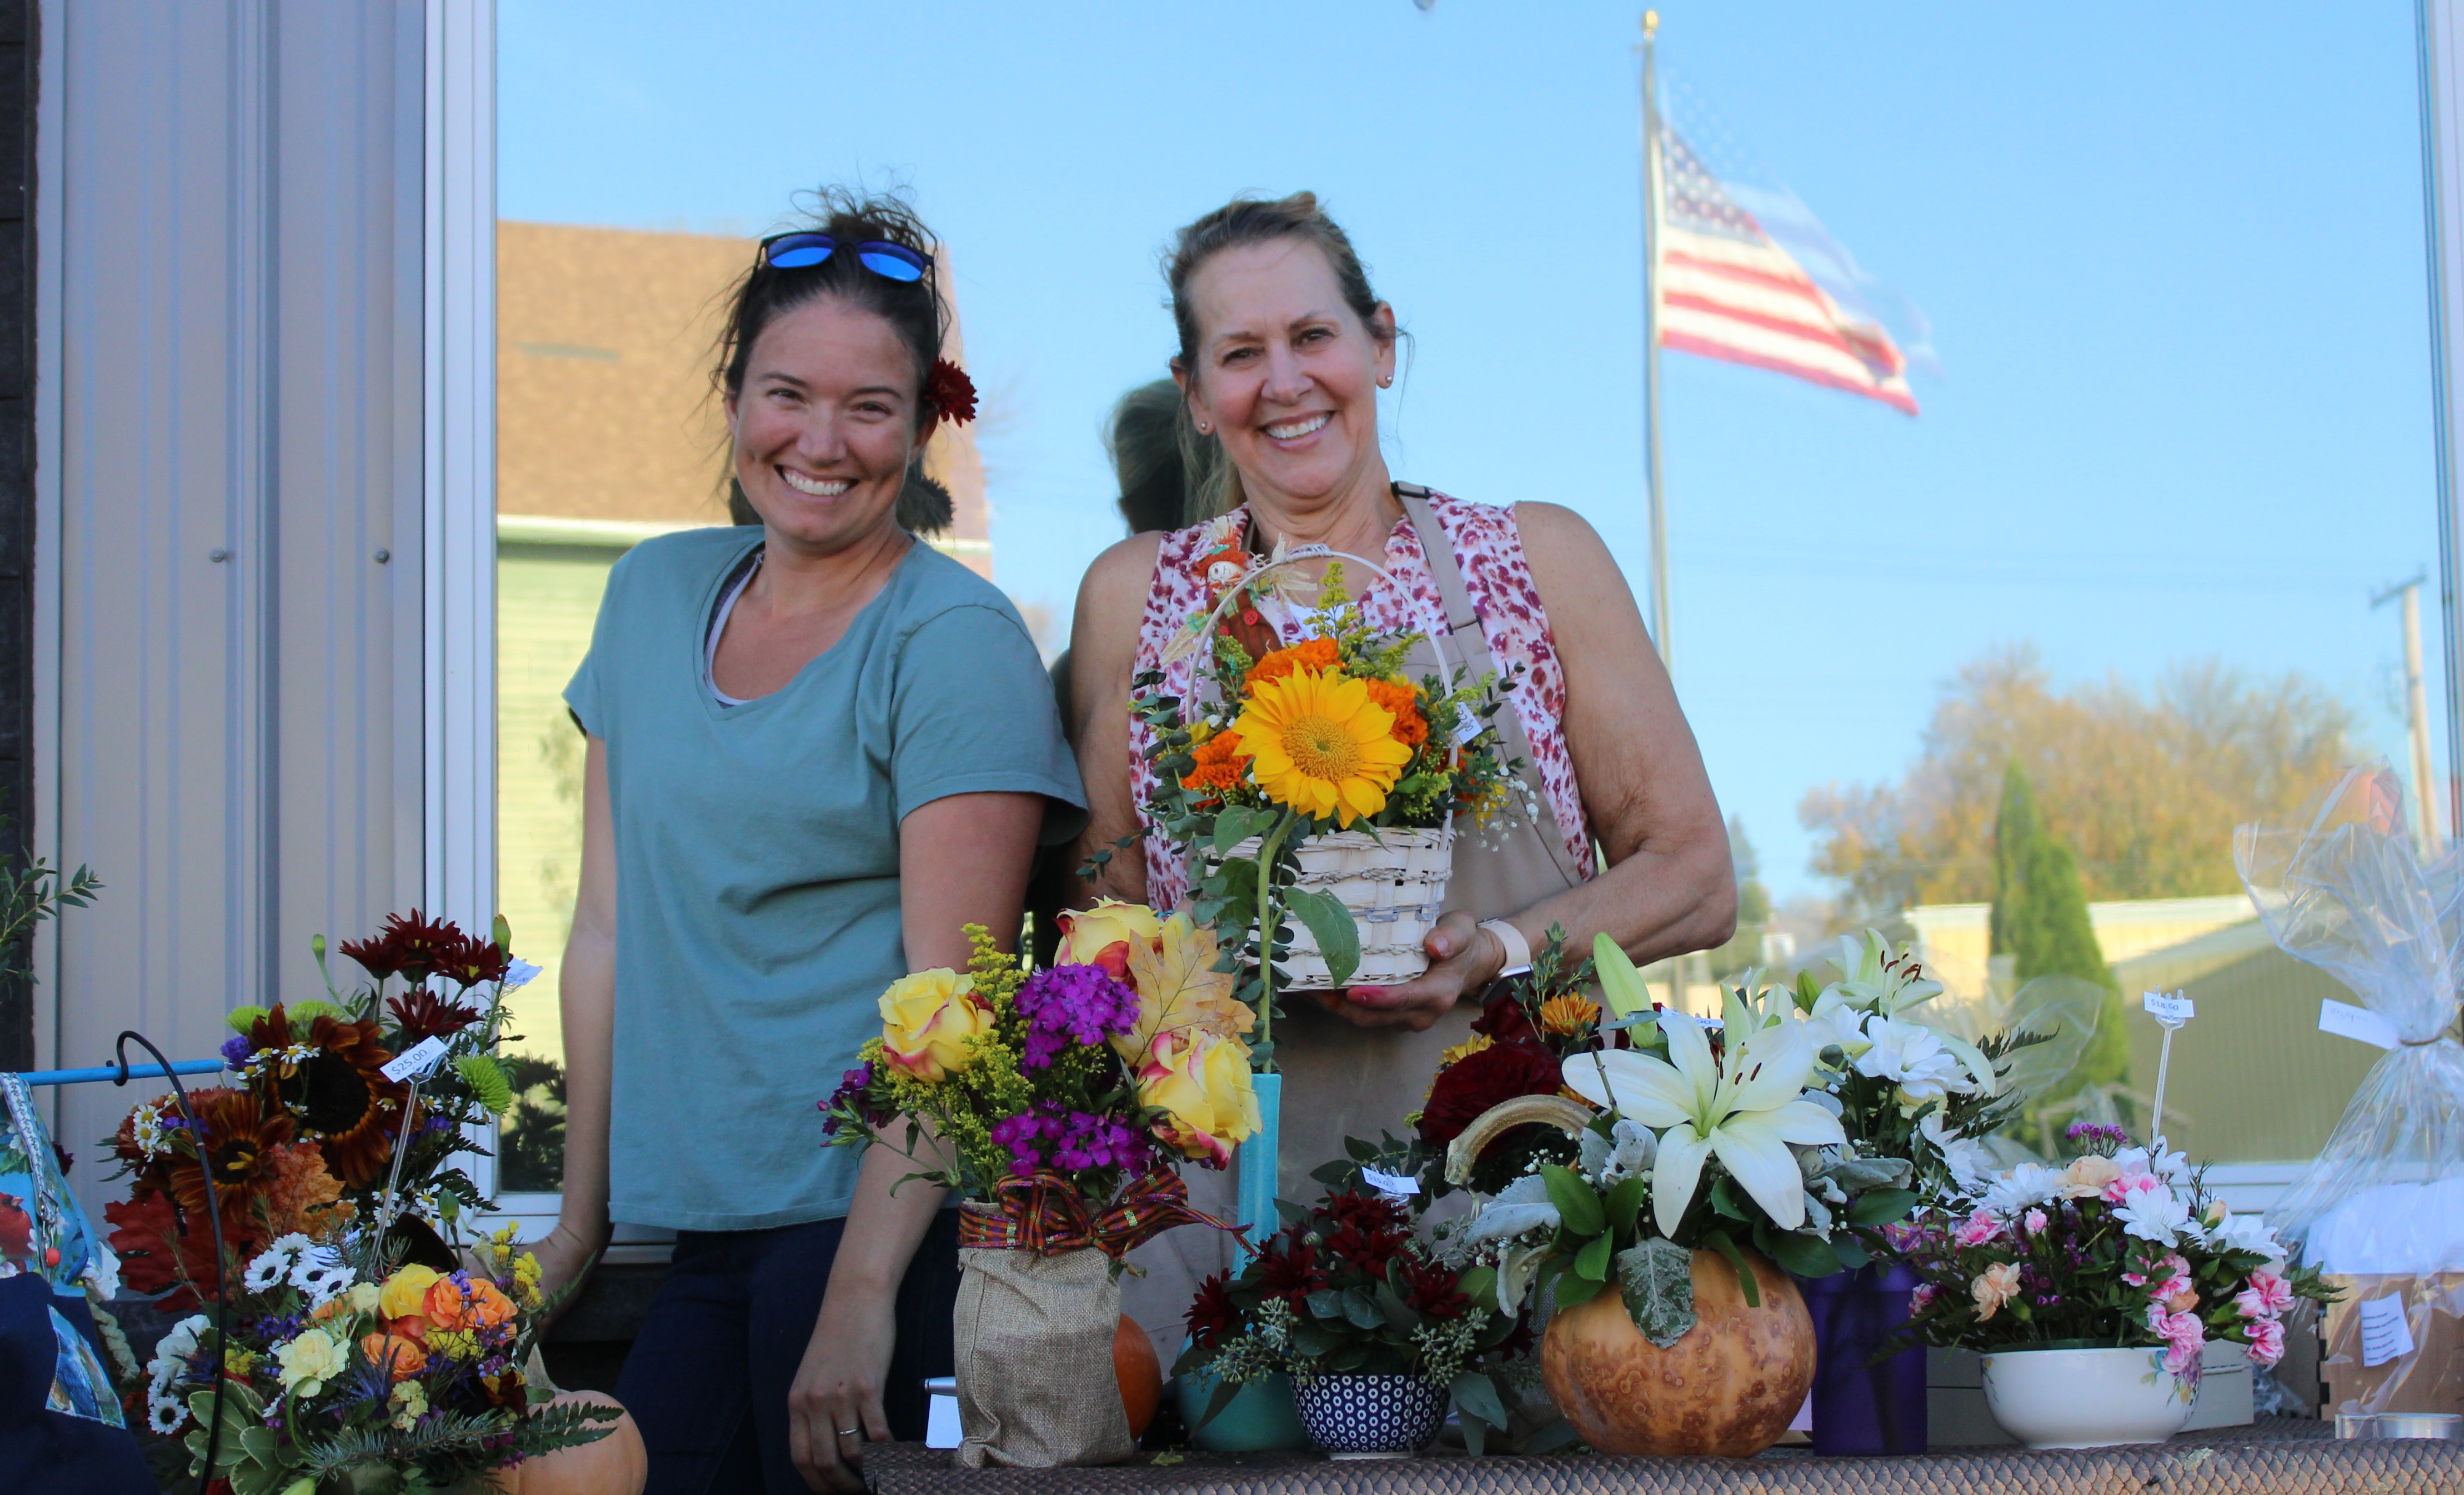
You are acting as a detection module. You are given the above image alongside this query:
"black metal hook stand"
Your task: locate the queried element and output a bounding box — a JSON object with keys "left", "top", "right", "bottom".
{"left": 114, "top": 1028, "right": 228, "bottom": 1489}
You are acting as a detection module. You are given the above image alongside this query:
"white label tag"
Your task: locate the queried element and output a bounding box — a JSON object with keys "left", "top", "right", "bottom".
{"left": 380, "top": 1035, "right": 450, "bottom": 1084}
{"left": 925, "top": 1393, "right": 961, "bottom": 1449}
{"left": 2318, "top": 998, "right": 2402, "bottom": 1051}
{"left": 1362, "top": 1167, "right": 1421, "bottom": 1198}
{"left": 2142, "top": 992, "right": 2195, "bottom": 1025}
{"left": 2360, "top": 1293, "right": 2416, "bottom": 1367}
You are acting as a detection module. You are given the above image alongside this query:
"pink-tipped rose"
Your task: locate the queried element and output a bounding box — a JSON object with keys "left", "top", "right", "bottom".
{"left": 1053, "top": 899, "right": 1161, "bottom": 983}
{"left": 1954, "top": 1211, "right": 2003, "bottom": 1247}
{"left": 2059, "top": 1155, "right": 2122, "bottom": 1199}
{"left": 1136, "top": 1029, "right": 1260, "bottom": 1168}
{"left": 877, "top": 969, "right": 993, "bottom": 1083}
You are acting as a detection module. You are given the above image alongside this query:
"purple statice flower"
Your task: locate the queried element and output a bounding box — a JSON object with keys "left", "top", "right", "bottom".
{"left": 2066, "top": 1121, "right": 2131, "bottom": 1155}
{"left": 1013, "top": 964, "right": 1141, "bottom": 1070}
{"left": 219, "top": 1033, "right": 255, "bottom": 1066}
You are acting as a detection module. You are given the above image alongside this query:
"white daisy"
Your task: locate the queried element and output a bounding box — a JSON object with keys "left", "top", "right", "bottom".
{"left": 146, "top": 1393, "right": 186, "bottom": 1435}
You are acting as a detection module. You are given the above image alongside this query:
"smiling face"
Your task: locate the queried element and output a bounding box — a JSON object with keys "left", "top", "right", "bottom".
{"left": 1177, "top": 237, "right": 1396, "bottom": 514}
{"left": 726, "top": 294, "right": 929, "bottom": 554}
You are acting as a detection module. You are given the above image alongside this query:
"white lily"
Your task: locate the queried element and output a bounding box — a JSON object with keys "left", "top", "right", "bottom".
{"left": 1854, "top": 1014, "right": 1977, "bottom": 1114}
{"left": 1820, "top": 929, "right": 1945, "bottom": 1017}
{"left": 1562, "top": 1008, "right": 1846, "bottom": 1237}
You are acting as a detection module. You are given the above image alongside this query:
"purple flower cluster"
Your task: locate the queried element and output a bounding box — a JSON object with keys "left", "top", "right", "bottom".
{"left": 220, "top": 1033, "right": 255, "bottom": 1066}
{"left": 2066, "top": 1121, "right": 2131, "bottom": 1156}
{"left": 819, "top": 1063, "right": 878, "bottom": 1137}
{"left": 1013, "top": 964, "right": 1140, "bottom": 1070}
{"left": 990, "top": 1102, "right": 1153, "bottom": 1178}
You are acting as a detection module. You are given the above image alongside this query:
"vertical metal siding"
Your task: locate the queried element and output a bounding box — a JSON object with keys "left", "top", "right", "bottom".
{"left": 44, "top": 1, "right": 423, "bottom": 1224}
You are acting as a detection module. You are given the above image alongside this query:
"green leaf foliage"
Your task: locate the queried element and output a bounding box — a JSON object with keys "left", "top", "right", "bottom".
{"left": 1765, "top": 1229, "right": 1845, "bottom": 1279}
{"left": 1615, "top": 1237, "right": 1697, "bottom": 1348}
{"left": 1575, "top": 1230, "right": 1614, "bottom": 1283}
{"left": 1282, "top": 887, "right": 1360, "bottom": 988}
{"left": 1850, "top": 1187, "right": 1921, "bottom": 1228}
{"left": 1540, "top": 1164, "right": 1604, "bottom": 1237}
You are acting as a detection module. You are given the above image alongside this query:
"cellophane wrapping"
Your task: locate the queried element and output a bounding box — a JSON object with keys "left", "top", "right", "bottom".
{"left": 2236, "top": 766, "right": 2464, "bottom": 1412}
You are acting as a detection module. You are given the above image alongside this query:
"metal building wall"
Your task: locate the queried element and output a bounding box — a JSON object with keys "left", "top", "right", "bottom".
{"left": 37, "top": 1, "right": 426, "bottom": 1222}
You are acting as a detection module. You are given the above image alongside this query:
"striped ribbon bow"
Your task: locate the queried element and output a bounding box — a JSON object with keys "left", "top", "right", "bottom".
{"left": 957, "top": 1163, "right": 1240, "bottom": 1259}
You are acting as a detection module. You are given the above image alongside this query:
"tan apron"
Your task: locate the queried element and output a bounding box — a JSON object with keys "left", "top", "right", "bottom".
{"left": 1120, "top": 488, "right": 1591, "bottom": 1364}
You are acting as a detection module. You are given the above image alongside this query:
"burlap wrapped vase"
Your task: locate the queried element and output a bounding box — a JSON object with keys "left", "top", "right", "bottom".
{"left": 951, "top": 1236, "right": 1133, "bottom": 1468}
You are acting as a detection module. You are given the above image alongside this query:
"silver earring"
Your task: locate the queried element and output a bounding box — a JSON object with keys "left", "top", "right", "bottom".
{"left": 1379, "top": 376, "right": 1392, "bottom": 388}
{"left": 1197, "top": 422, "right": 1210, "bottom": 433}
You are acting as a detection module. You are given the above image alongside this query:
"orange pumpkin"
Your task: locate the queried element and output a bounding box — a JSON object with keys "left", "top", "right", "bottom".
{"left": 1114, "top": 1314, "right": 1163, "bottom": 1440}
{"left": 490, "top": 1389, "right": 648, "bottom": 1495}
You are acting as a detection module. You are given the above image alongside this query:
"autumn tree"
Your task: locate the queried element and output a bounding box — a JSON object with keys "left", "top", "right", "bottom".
{"left": 1800, "top": 645, "right": 2356, "bottom": 926}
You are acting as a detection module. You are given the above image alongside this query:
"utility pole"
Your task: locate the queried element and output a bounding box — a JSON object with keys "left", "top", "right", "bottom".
{"left": 1639, "top": 10, "right": 1670, "bottom": 669}
{"left": 2374, "top": 572, "right": 2446, "bottom": 856}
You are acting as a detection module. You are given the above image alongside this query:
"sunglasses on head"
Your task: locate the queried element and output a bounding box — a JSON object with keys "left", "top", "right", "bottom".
{"left": 758, "top": 232, "right": 933, "bottom": 283}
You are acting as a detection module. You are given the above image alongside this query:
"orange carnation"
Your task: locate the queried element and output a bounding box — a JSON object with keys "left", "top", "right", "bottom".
{"left": 1361, "top": 677, "right": 1428, "bottom": 750}
{"left": 1244, "top": 637, "right": 1339, "bottom": 689}
{"left": 424, "top": 1276, "right": 515, "bottom": 1333}
{"left": 1179, "top": 732, "right": 1254, "bottom": 804}
{"left": 360, "top": 1332, "right": 426, "bottom": 1382}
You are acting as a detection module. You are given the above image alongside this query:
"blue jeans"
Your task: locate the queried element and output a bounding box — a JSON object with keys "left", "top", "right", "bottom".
{"left": 617, "top": 1209, "right": 961, "bottom": 1494}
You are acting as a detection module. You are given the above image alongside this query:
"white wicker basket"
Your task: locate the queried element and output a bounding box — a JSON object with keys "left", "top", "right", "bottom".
{"left": 1225, "top": 824, "right": 1456, "bottom": 989}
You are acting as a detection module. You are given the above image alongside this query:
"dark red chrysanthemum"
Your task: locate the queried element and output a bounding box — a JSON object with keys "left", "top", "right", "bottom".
{"left": 433, "top": 929, "right": 512, "bottom": 989}
{"left": 388, "top": 986, "right": 481, "bottom": 1043}
{"left": 1252, "top": 1233, "right": 1329, "bottom": 1309}
{"left": 926, "top": 358, "right": 978, "bottom": 426}
{"left": 1318, "top": 1188, "right": 1410, "bottom": 1236}
{"left": 1416, "top": 1039, "right": 1562, "bottom": 1147}
{"left": 1401, "top": 1258, "right": 1471, "bottom": 1321}
{"left": 1469, "top": 992, "right": 1540, "bottom": 1046}
{"left": 1185, "top": 1271, "right": 1238, "bottom": 1351}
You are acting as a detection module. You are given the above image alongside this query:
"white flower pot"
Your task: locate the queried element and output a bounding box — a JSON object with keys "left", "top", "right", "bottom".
{"left": 1980, "top": 1346, "right": 2197, "bottom": 1449}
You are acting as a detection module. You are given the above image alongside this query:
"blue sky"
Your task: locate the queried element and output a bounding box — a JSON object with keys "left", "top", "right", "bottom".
{"left": 501, "top": 1, "right": 2441, "bottom": 902}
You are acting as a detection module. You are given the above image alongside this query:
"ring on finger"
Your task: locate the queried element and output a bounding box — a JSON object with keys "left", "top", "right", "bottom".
{"left": 837, "top": 1425, "right": 862, "bottom": 1438}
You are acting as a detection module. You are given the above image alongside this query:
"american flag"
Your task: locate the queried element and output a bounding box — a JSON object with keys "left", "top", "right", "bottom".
{"left": 1657, "top": 129, "right": 1919, "bottom": 416}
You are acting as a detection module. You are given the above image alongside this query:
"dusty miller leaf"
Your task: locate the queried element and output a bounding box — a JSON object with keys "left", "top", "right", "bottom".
{"left": 1616, "top": 1237, "right": 1697, "bottom": 1349}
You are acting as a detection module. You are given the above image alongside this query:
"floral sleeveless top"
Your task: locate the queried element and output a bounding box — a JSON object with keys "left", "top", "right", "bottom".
{"left": 1130, "top": 491, "right": 1596, "bottom": 909}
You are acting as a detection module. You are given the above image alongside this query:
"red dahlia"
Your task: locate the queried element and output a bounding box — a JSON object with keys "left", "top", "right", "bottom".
{"left": 1416, "top": 1039, "right": 1561, "bottom": 1147}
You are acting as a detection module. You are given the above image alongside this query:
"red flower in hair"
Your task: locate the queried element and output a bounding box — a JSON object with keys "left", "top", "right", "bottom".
{"left": 926, "top": 358, "right": 978, "bottom": 425}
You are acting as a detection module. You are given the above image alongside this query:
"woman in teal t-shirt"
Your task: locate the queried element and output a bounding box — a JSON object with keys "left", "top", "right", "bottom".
{"left": 535, "top": 192, "right": 1085, "bottom": 1495}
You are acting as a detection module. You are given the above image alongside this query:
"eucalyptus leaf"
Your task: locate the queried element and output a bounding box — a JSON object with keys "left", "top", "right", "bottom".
{"left": 1615, "top": 1237, "right": 1697, "bottom": 1348}
{"left": 1451, "top": 1371, "right": 1510, "bottom": 1432}
{"left": 1283, "top": 887, "right": 1361, "bottom": 988}
{"left": 1342, "top": 1286, "right": 1386, "bottom": 1331}
{"left": 1306, "top": 1288, "right": 1345, "bottom": 1321}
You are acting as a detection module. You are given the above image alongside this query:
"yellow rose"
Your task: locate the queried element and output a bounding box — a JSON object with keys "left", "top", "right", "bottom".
{"left": 274, "top": 1328, "right": 346, "bottom": 1397}
{"left": 1054, "top": 899, "right": 1164, "bottom": 979}
{"left": 378, "top": 1264, "right": 442, "bottom": 1322}
{"left": 878, "top": 969, "right": 993, "bottom": 1083}
{"left": 1137, "top": 1029, "right": 1260, "bottom": 1168}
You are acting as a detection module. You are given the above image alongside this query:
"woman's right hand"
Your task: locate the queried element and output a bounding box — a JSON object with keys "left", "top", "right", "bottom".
{"left": 527, "top": 1217, "right": 610, "bottom": 1325}
{"left": 789, "top": 1283, "right": 898, "bottom": 1492}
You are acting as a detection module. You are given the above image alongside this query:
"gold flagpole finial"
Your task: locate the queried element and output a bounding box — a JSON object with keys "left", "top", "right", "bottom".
{"left": 1643, "top": 10, "right": 1659, "bottom": 41}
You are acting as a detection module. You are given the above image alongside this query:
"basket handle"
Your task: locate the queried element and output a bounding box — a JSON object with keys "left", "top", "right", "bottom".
{"left": 1174, "top": 544, "right": 1463, "bottom": 688}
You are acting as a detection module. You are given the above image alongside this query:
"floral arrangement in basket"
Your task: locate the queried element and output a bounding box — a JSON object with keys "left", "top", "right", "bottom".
{"left": 1882, "top": 1122, "right": 2337, "bottom": 1375}
{"left": 1113, "top": 547, "right": 1523, "bottom": 1057}
{"left": 98, "top": 911, "right": 632, "bottom": 1492}
{"left": 1179, "top": 1184, "right": 1532, "bottom": 1454}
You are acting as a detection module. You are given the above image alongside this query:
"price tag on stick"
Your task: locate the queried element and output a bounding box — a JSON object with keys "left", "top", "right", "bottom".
{"left": 2141, "top": 991, "right": 2193, "bottom": 1148}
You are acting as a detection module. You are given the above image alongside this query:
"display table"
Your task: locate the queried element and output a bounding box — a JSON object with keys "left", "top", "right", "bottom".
{"left": 862, "top": 1421, "right": 2462, "bottom": 1494}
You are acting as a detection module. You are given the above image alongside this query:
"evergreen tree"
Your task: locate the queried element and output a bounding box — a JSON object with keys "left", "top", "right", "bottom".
{"left": 1991, "top": 762, "right": 2132, "bottom": 1121}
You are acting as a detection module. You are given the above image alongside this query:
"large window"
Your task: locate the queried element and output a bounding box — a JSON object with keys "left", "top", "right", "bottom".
{"left": 494, "top": 1, "right": 2445, "bottom": 1205}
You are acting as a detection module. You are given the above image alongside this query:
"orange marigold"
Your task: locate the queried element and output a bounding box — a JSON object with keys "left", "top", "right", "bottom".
{"left": 1244, "top": 636, "right": 1339, "bottom": 689}
{"left": 1361, "top": 677, "right": 1428, "bottom": 750}
{"left": 1179, "top": 732, "right": 1254, "bottom": 804}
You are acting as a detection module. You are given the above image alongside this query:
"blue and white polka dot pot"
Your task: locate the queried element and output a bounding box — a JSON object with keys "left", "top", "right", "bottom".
{"left": 1290, "top": 1373, "right": 1450, "bottom": 1458}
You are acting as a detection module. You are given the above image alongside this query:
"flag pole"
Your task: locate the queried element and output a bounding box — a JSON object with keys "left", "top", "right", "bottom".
{"left": 1639, "top": 10, "right": 1671, "bottom": 669}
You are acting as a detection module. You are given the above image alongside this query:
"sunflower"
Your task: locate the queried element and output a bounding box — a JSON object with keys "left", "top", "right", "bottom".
{"left": 246, "top": 1008, "right": 409, "bottom": 1187}
{"left": 1231, "top": 666, "right": 1414, "bottom": 827}
{"left": 164, "top": 1086, "right": 296, "bottom": 1220}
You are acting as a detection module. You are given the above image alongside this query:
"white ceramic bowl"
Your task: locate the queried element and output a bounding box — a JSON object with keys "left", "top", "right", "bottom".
{"left": 1980, "top": 1346, "right": 2197, "bottom": 1449}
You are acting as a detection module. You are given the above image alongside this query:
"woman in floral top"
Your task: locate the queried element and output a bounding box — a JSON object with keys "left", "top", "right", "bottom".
{"left": 1065, "top": 193, "right": 1736, "bottom": 1354}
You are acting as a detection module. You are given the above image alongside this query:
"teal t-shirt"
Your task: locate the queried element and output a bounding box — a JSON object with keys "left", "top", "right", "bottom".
{"left": 565, "top": 528, "right": 1086, "bottom": 1231}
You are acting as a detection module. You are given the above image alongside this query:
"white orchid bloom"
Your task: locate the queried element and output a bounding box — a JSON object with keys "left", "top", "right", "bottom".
{"left": 1562, "top": 1008, "right": 1846, "bottom": 1237}
{"left": 1854, "top": 1014, "right": 1978, "bottom": 1114}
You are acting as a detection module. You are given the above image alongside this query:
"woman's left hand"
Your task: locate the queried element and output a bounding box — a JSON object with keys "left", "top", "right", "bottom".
{"left": 1317, "top": 911, "right": 1504, "bottom": 1030}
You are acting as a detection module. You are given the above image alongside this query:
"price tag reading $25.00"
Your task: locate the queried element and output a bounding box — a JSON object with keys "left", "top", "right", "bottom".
{"left": 380, "top": 1035, "right": 450, "bottom": 1084}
